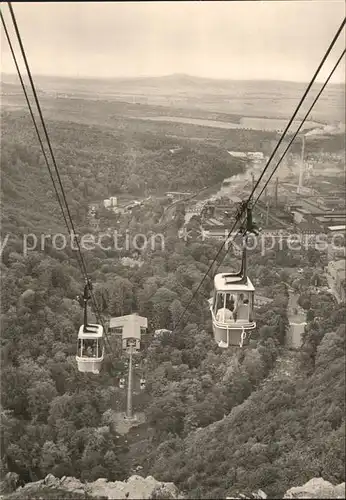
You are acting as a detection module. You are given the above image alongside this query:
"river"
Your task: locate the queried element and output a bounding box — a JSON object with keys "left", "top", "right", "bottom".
{"left": 130, "top": 115, "right": 321, "bottom": 132}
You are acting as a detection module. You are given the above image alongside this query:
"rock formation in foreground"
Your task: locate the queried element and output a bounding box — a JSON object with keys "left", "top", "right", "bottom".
{"left": 1, "top": 474, "right": 345, "bottom": 499}
{"left": 226, "top": 478, "right": 345, "bottom": 499}
{"left": 283, "top": 478, "right": 345, "bottom": 499}
{"left": 0, "top": 473, "right": 184, "bottom": 499}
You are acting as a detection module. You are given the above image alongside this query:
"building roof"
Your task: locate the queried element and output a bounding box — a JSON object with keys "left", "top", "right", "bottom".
{"left": 109, "top": 314, "right": 147, "bottom": 340}
{"left": 110, "top": 313, "right": 147, "bottom": 327}
{"left": 248, "top": 151, "right": 264, "bottom": 157}
{"left": 296, "top": 221, "right": 322, "bottom": 233}
{"left": 295, "top": 208, "right": 310, "bottom": 214}
{"left": 227, "top": 151, "right": 247, "bottom": 158}
{"left": 295, "top": 199, "right": 328, "bottom": 215}
{"left": 328, "top": 225, "right": 346, "bottom": 231}
{"left": 203, "top": 230, "right": 231, "bottom": 238}
{"left": 166, "top": 192, "right": 191, "bottom": 196}
{"left": 206, "top": 218, "right": 224, "bottom": 227}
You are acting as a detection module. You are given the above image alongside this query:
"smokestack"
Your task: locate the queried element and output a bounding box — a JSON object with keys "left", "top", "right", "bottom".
{"left": 297, "top": 135, "right": 305, "bottom": 194}
{"left": 275, "top": 177, "right": 279, "bottom": 207}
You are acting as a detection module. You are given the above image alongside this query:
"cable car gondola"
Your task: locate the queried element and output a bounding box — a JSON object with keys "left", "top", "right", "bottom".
{"left": 209, "top": 204, "right": 258, "bottom": 348}
{"left": 76, "top": 280, "right": 104, "bottom": 374}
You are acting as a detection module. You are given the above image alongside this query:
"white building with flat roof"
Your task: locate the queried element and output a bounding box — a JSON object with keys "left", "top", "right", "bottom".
{"left": 227, "top": 151, "right": 247, "bottom": 158}
{"left": 327, "top": 225, "right": 346, "bottom": 232}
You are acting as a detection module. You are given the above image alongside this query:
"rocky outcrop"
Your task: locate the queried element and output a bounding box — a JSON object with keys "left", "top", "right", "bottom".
{"left": 226, "top": 478, "right": 345, "bottom": 499}
{"left": 0, "top": 474, "right": 183, "bottom": 499}
{"left": 2, "top": 475, "right": 345, "bottom": 499}
{"left": 283, "top": 478, "right": 345, "bottom": 499}
{"left": 226, "top": 490, "right": 267, "bottom": 499}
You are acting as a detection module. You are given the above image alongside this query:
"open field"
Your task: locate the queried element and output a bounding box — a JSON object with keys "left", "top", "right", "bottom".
{"left": 1, "top": 73, "right": 344, "bottom": 125}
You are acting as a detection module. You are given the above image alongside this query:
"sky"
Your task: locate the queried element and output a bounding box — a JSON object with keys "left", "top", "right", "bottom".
{"left": 1, "top": 1, "right": 345, "bottom": 83}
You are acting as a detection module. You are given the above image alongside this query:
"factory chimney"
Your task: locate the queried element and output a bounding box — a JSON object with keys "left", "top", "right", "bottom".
{"left": 251, "top": 172, "right": 255, "bottom": 191}
{"left": 297, "top": 135, "right": 305, "bottom": 194}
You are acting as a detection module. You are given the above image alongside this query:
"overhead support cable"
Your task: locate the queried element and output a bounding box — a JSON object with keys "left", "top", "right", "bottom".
{"left": 253, "top": 49, "right": 346, "bottom": 206}
{"left": 170, "top": 18, "right": 345, "bottom": 333}
{"left": 4, "top": 3, "right": 115, "bottom": 355}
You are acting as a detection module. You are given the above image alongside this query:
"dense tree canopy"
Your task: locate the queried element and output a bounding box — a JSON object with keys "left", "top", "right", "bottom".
{"left": 1, "top": 107, "right": 344, "bottom": 497}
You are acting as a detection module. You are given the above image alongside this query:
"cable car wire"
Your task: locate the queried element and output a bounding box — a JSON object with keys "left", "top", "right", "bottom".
{"left": 6, "top": 2, "right": 111, "bottom": 353}
{"left": 4, "top": 3, "right": 115, "bottom": 356}
{"left": 170, "top": 19, "right": 345, "bottom": 334}
{"left": 4, "top": 3, "right": 344, "bottom": 347}
{"left": 0, "top": 9, "right": 73, "bottom": 244}
{"left": 163, "top": 18, "right": 345, "bottom": 234}
{"left": 1, "top": 9, "right": 105, "bottom": 343}
{"left": 7, "top": 2, "right": 90, "bottom": 281}
{"left": 253, "top": 48, "right": 346, "bottom": 207}
{"left": 242, "top": 17, "right": 345, "bottom": 210}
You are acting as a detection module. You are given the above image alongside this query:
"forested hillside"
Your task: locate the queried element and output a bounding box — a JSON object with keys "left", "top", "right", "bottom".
{"left": 1, "top": 108, "right": 257, "bottom": 203}
{"left": 1, "top": 107, "right": 345, "bottom": 498}
{"left": 145, "top": 323, "right": 345, "bottom": 498}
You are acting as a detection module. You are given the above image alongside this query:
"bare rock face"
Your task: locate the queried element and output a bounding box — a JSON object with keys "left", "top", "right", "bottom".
{"left": 85, "top": 475, "right": 182, "bottom": 499}
{"left": 2, "top": 474, "right": 344, "bottom": 500}
{"left": 283, "top": 478, "right": 346, "bottom": 499}
{"left": 0, "top": 474, "right": 183, "bottom": 499}
{"left": 226, "top": 490, "right": 267, "bottom": 499}
{"left": 225, "top": 479, "right": 345, "bottom": 499}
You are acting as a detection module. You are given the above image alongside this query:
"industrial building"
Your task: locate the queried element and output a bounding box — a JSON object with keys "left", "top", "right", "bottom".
{"left": 103, "top": 196, "right": 118, "bottom": 211}
{"left": 327, "top": 260, "right": 346, "bottom": 303}
{"left": 227, "top": 151, "right": 264, "bottom": 161}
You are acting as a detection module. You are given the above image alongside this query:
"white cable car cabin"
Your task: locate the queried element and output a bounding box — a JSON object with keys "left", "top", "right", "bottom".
{"left": 76, "top": 281, "right": 105, "bottom": 374}
{"left": 76, "top": 324, "right": 104, "bottom": 374}
{"left": 209, "top": 246, "right": 256, "bottom": 348}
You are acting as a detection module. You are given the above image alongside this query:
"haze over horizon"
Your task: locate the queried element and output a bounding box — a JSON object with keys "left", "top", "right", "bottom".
{"left": 1, "top": 71, "right": 345, "bottom": 87}
{"left": 1, "top": 1, "right": 345, "bottom": 84}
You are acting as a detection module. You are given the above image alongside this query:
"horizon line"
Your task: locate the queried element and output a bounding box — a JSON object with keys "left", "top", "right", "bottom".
{"left": 1, "top": 71, "right": 344, "bottom": 86}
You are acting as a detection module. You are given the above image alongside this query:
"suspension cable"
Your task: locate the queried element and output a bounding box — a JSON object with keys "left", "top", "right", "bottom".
{"left": 253, "top": 49, "right": 346, "bottom": 206}
{"left": 5, "top": 3, "right": 344, "bottom": 343}
{"left": 7, "top": 2, "right": 90, "bottom": 281}
{"left": 0, "top": 9, "right": 72, "bottom": 241}
{"left": 244, "top": 17, "right": 345, "bottom": 208}
{"left": 4, "top": 3, "right": 115, "bottom": 355}
{"left": 171, "top": 19, "right": 345, "bottom": 333}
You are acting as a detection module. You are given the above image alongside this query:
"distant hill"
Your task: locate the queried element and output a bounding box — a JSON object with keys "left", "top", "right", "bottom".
{"left": 1, "top": 73, "right": 344, "bottom": 123}
{"left": 2, "top": 71, "right": 344, "bottom": 91}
